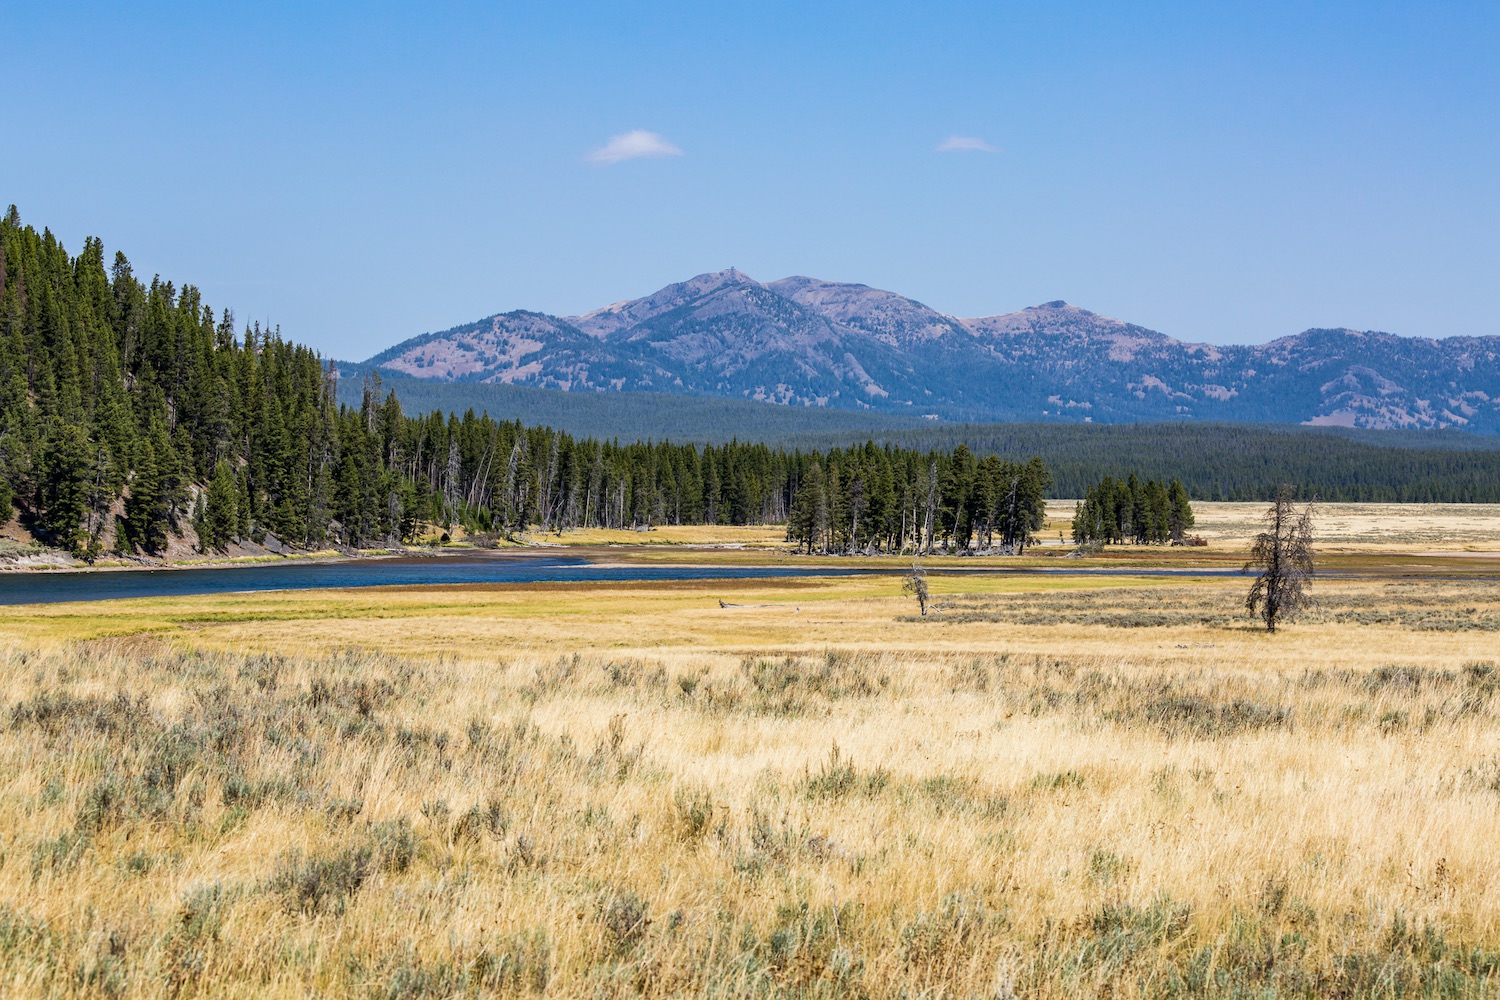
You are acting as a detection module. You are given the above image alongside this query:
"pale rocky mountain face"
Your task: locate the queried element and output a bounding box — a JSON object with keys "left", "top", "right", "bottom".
{"left": 768, "top": 276, "right": 972, "bottom": 349}
{"left": 568, "top": 268, "right": 758, "bottom": 339}
{"left": 362, "top": 273, "right": 1500, "bottom": 433}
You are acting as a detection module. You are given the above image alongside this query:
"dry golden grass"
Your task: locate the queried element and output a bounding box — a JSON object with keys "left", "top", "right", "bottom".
{"left": 530, "top": 524, "right": 791, "bottom": 549}
{"left": 497, "top": 501, "right": 1500, "bottom": 563}
{"left": 3, "top": 507, "right": 1500, "bottom": 996}
{"left": 1077, "top": 501, "right": 1500, "bottom": 553}
{"left": 517, "top": 502, "right": 1500, "bottom": 555}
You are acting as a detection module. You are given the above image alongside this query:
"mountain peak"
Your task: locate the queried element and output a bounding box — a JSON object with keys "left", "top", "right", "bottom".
{"left": 767, "top": 276, "right": 968, "bottom": 347}
{"left": 362, "top": 271, "right": 1500, "bottom": 433}
{"left": 569, "top": 268, "right": 762, "bottom": 338}
{"left": 1025, "top": 300, "right": 1099, "bottom": 317}
{"left": 711, "top": 266, "right": 754, "bottom": 282}
{"left": 677, "top": 267, "right": 759, "bottom": 292}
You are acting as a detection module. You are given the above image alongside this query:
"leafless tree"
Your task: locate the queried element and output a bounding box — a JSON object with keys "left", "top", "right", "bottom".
{"left": 902, "top": 557, "right": 930, "bottom": 616}
{"left": 1245, "top": 485, "right": 1315, "bottom": 633}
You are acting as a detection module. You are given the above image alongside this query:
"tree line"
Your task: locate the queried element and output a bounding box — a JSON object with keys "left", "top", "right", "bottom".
{"left": 0, "top": 210, "right": 1076, "bottom": 558}
{"left": 337, "top": 374, "right": 1500, "bottom": 506}
{"left": 786, "top": 448, "right": 1051, "bottom": 554}
{"left": 787, "top": 421, "right": 1500, "bottom": 503}
{"left": 1070, "top": 474, "right": 1196, "bottom": 545}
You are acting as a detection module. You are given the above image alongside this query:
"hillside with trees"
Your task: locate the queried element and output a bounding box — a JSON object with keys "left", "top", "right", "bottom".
{"left": 793, "top": 422, "right": 1500, "bottom": 503}
{"left": 7, "top": 208, "right": 1494, "bottom": 568}
{"left": 0, "top": 210, "right": 1056, "bottom": 559}
{"left": 335, "top": 373, "right": 1500, "bottom": 503}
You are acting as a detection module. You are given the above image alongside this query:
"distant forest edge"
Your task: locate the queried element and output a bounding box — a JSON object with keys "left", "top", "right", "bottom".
{"left": 331, "top": 363, "right": 931, "bottom": 443}
{"left": 3, "top": 208, "right": 1498, "bottom": 566}
{"left": 343, "top": 369, "right": 1500, "bottom": 503}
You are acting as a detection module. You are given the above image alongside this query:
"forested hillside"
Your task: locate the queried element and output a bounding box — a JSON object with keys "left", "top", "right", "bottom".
{"left": 0, "top": 209, "right": 1055, "bottom": 559}
{"left": 785, "top": 422, "right": 1500, "bottom": 503}
{"left": 336, "top": 373, "right": 1500, "bottom": 503}
{"left": 0, "top": 207, "right": 339, "bottom": 557}
{"left": 331, "top": 365, "right": 931, "bottom": 443}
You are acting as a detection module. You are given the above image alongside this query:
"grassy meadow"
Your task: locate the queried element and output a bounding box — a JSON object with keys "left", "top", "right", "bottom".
{"left": 2, "top": 504, "right": 1500, "bottom": 997}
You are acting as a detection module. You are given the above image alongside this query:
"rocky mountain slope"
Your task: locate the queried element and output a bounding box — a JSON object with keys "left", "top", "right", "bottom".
{"left": 360, "top": 270, "right": 1500, "bottom": 433}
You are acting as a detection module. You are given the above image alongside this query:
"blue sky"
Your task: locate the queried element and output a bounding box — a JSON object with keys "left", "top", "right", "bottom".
{"left": 7, "top": 1, "right": 1497, "bottom": 357}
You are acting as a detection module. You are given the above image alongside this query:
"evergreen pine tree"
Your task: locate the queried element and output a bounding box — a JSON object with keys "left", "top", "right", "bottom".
{"left": 36, "top": 422, "right": 93, "bottom": 555}
{"left": 1168, "top": 479, "right": 1195, "bottom": 542}
{"left": 200, "top": 458, "right": 239, "bottom": 552}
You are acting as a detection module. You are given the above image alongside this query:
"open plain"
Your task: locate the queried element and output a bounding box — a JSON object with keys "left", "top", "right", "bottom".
{"left": 2, "top": 504, "right": 1500, "bottom": 997}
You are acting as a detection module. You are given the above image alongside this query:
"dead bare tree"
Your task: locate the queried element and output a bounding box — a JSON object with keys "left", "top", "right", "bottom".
{"left": 1245, "top": 484, "right": 1315, "bottom": 633}
{"left": 902, "top": 557, "right": 930, "bottom": 616}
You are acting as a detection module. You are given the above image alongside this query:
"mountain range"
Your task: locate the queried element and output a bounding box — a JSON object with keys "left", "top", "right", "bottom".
{"left": 357, "top": 269, "right": 1500, "bottom": 434}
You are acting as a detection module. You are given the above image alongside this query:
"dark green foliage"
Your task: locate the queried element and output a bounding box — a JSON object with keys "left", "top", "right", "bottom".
{"left": 1073, "top": 475, "right": 1193, "bottom": 545}
{"left": 1, "top": 209, "right": 1066, "bottom": 554}
{"left": 338, "top": 373, "right": 1500, "bottom": 503}
{"left": 785, "top": 446, "right": 1050, "bottom": 554}
{"left": 1, "top": 210, "right": 337, "bottom": 555}
{"left": 1168, "top": 478, "right": 1195, "bottom": 540}
{"left": 831, "top": 421, "right": 1500, "bottom": 503}
{"left": 35, "top": 422, "right": 96, "bottom": 555}
{"left": 198, "top": 459, "right": 238, "bottom": 552}
{"left": 13, "top": 207, "right": 1492, "bottom": 565}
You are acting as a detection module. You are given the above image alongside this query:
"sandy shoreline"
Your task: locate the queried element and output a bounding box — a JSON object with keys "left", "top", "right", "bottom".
{"left": 0, "top": 545, "right": 465, "bottom": 574}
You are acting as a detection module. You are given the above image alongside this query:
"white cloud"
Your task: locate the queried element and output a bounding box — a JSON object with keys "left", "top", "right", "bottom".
{"left": 936, "top": 135, "right": 1000, "bottom": 154}
{"left": 586, "top": 130, "right": 684, "bottom": 165}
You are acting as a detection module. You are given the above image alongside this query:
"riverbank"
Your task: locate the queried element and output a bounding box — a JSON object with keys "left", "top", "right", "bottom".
{"left": 0, "top": 545, "right": 395, "bottom": 573}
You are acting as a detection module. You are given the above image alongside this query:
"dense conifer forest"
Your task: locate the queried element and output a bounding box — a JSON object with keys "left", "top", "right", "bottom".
{"left": 346, "top": 372, "right": 1500, "bottom": 504}
{"left": 4, "top": 209, "right": 1494, "bottom": 562}
{"left": 0, "top": 210, "right": 1055, "bottom": 558}
{"left": 807, "top": 423, "right": 1500, "bottom": 503}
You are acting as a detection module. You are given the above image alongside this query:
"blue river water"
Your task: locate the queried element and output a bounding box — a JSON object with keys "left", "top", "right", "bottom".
{"left": 0, "top": 555, "right": 879, "bottom": 606}
{"left": 0, "top": 552, "right": 1268, "bottom": 606}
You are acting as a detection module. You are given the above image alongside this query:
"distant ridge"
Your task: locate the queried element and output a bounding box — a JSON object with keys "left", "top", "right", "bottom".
{"left": 359, "top": 271, "right": 1500, "bottom": 434}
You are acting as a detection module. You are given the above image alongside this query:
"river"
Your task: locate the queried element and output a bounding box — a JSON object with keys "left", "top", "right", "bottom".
{"left": 0, "top": 551, "right": 1279, "bottom": 606}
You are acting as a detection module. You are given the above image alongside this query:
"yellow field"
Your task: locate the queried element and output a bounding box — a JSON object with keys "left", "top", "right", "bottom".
{"left": 1172, "top": 501, "right": 1500, "bottom": 552}
{"left": 2, "top": 505, "right": 1500, "bottom": 996}
{"left": 525, "top": 501, "right": 1500, "bottom": 555}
